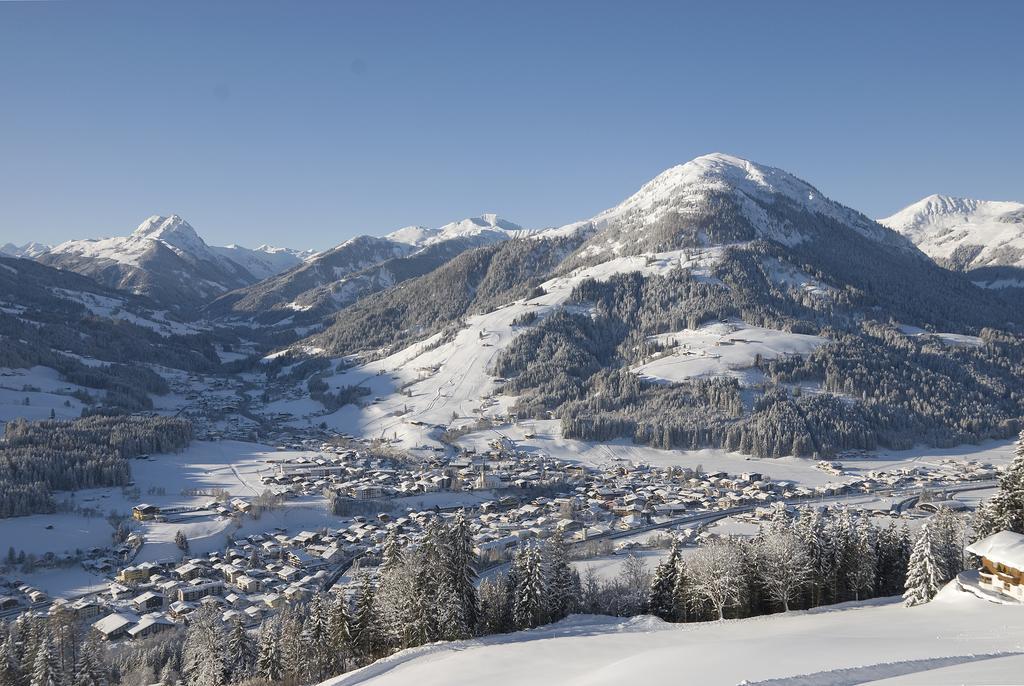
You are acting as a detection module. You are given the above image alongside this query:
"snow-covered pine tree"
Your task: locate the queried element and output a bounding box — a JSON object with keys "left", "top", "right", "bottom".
{"left": 302, "top": 593, "right": 332, "bottom": 680}
{"left": 255, "top": 617, "right": 282, "bottom": 683}
{"left": 443, "top": 511, "right": 479, "bottom": 634}
{"left": 849, "top": 516, "right": 877, "bottom": 601}
{"left": 181, "top": 605, "right": 226, "bottom": 686}
{"left": 904, "top": 523, "right": 945, "bottom": 607}
{"left": 976, "top": 430, "right": 1024, "bottom": 538}
{"left": 225, "top": 619, "right": 256, "bottom": 683}
{"left": 349, "top": 573, "right": 382, "bottom": 663}
{"left": 278, "top": 605, "right": 306, "bottom": 683}
{"left": 647, "top": 541, "right": 681, "bottom": 620}
{"left": 158, "top": 661, "right": 178, "bottom": 686}
{"left": 512, "top": 544, "right": 545, "bottom": 629}
{"left": 478, "top": 575, "right": 512, "bottom": 635}
{"left": 0, "top": 634, "right": 19, "bottom": 686}
{"left": 404, "top": 558, "right": 435, "bottom": 648}
{"left": 544, "top": 532, "right": 580, "bottom": 622}
{"left": 71, "top": 635, "right": 107, "bottom": 686}
{"left": 326, "top": 591, "right": 352, "bottom": 675}
{"left": 931, "top": 506, "right": 966, "bottom": 581}
{"left": 29, "top": 635, "right": 58, "bottom": 686}
{"left": 379, "top": 528, "right": 404, "bottom": 575}
{"left": 434, "top": 580, "right": 470, "bottom": 641}
{"left": 671, "top": 554, "right": 689, "bottom": 622}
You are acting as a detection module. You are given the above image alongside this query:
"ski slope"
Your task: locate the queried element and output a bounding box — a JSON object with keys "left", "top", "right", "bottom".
{"left": 321, "top": 587, "right": 1024, "bottom": 686}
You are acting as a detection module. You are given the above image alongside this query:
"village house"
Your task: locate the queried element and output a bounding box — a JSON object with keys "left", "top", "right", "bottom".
{"left": 968, "top": 530, "right": 1024, "bottom": 602}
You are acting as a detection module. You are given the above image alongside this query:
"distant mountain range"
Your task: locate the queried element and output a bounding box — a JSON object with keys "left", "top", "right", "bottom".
{"left": 31, "top": 215, "right": 311, "bottom": 310}
{"left": 2, "top": 153, "right": 1023, "bottom": 458}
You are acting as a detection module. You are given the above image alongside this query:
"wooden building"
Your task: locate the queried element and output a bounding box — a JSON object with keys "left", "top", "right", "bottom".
{"left": 967, "top": 530, "right": 1024, "bottom": 602}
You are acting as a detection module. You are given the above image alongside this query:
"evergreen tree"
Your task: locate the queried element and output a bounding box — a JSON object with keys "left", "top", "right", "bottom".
{"left": 29, "top": 635, "right": 58, "bottom": 686}
{"left": 255, "top": 618, "right": 282, "bottom": 684}
{"left": 225, "top": 620, "right": 256, "bottom": 683}
{"left": 904, "top": 523, "right": 945, "bottom": 607}
{"left": 181, "top": 605, "right": 226, "bottom": 686}
{"left": 932, "top": 507, "right": 966, "bottom": 581}
{"left": 303, "top": 593, "right": 333, "bottom": 680}
{"left": 511, "top": 544, "right": 545, "bottom": 629}
{"left": 544, "top": 532, "right": 580, "bottom": 622}
{"left": 350, "top": 573, "right": 381, "bottom": 663}
{"left": 0, "top": 635, "right": 19, "bottom": 686}
{"left": 976, "top": 430, "right": 1024, "bottom": 538}
{"left": 647, "top": 541, "right": 681, "bottom": 620}
{"left": 326, "top": 591, "right": 351, "bottom": 676}
{"left": 670, "top": 556, "right": 689, "bottom": 622}
{"left": 442, "top": 511, "right": 479, "bottom": 634}
{"left": 277, "top": 606, "right": 306, "bottom": 683}
{"left": 71, "top": 636, "right": 107, "bottom": 686}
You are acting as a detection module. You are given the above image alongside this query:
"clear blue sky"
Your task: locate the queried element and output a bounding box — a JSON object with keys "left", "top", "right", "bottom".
{"left": 2, "top": 1, "right": 1022, "bottom": 250}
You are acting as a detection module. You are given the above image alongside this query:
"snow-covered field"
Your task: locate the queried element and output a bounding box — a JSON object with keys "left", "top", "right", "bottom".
{"left": 321, "top": 587, "right": 1024, "bottom": 686}
{"left": 0, "top": 366, "right": 87, "bottom": 425}
{"left": 634, "top": 321, "right": 827, "bottom": 385}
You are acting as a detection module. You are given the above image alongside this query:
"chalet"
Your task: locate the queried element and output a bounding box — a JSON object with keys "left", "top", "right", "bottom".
{"left": 967, "top": 530, "right": 1024, "bottom": 602}
{"left": 132, "top": 504, "right": 160, "bottom": 521}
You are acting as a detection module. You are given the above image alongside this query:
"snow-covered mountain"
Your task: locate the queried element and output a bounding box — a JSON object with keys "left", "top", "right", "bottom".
{"left": 562, "top": 152, "right": 917, "bottom": 259}
{"left": 208, "top": 215, "right": 521, "bottom": 322}
{"left": 880, "top": 194, "right": 1024, "bottom": 272}
{"left": 386, "top": 214, "right": 521, "bottom": 247}
{"left": 38, "top": 215, "right": 311, "bottom": 310}
{"left": 212, "top": 243, "right": 316, "bottom": 281}
{"left": 0, "top": 241, "right": 51, "bottom": 259}
{"left": 295, "top": 153, "right": 1020, "bottom": 459}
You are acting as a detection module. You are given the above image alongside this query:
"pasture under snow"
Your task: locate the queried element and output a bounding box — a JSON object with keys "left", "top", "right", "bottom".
{"left": 320, "top": 586, "right": 1024, "bottom": 686}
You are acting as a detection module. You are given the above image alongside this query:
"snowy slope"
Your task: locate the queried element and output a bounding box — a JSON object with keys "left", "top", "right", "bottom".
{"left": 880, "top": 194, "right": 1024, "bottom": 271}
{"left": 320, "top": 590, "right": 1024, "bottom": 686}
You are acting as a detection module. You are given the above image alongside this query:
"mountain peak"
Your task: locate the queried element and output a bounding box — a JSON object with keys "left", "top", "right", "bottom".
{"left": 386, "top": 215, "right": 521, "bottom": 247}
{"left": 132, "top": 214, "right": 200, "bottom": 240}
{"left": 880, "top": 194, "right": 1024, "bottom": 270}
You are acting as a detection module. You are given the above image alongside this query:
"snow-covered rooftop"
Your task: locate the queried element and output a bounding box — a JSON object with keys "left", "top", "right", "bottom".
{"left": 967, "top": 530, "right": 1024, "bottom": 570}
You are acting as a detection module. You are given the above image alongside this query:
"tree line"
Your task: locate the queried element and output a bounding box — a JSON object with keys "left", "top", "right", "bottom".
{"left": 0, "top": 416, "right": 192, "bottom": 517}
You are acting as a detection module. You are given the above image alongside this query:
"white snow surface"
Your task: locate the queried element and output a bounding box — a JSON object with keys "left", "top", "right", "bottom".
{"left": 320, "top": 590, "right": 1024, "bottom": 686}
{"left": 634, "top": 320, "right": 827, "bottom": 385}
{"left": 880, "top": 194, "right": 1024, "bottom": 269}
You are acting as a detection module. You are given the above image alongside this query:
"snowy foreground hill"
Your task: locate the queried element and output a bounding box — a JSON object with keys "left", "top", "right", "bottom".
{"left": 321, "top": 587, "right": 1024, "bottom": 686}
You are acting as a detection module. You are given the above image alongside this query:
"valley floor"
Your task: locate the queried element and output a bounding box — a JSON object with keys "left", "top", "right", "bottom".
{"left": 321, "top": 587, "right": 1024, "bottom": 686}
